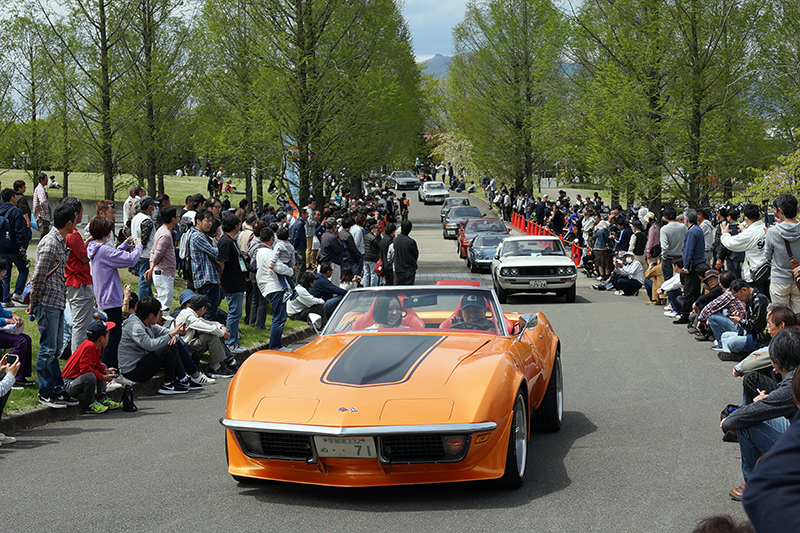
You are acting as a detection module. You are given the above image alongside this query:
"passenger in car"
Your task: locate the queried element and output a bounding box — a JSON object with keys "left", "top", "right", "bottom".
{"left": 370, "top": 295, "right": 404, "bottom": 329}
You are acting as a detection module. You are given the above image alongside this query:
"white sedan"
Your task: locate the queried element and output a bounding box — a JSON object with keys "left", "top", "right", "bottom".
{"left": 418, "top": 181, "right": 449, "bottom": 204}
{"left": 491, "top": 236, "right": 578, "bottom": 303}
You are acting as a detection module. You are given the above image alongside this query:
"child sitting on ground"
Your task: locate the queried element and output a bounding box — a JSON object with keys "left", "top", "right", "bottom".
{"left": 62, "top": 320, "right": 122, "bottom": 414}
{"left": 272, "top": 227, "right": 298, "bottom": 302}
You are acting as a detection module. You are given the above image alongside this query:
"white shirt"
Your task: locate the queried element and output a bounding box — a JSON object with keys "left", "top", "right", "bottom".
{"left": 131, "top": 212, "right": 154, "bottom": 257}
{"left": 720, "top": 220, "right": 767, "bottom": 282}
{"left": 123, "top": 195, "right": 135, "bottom": 225}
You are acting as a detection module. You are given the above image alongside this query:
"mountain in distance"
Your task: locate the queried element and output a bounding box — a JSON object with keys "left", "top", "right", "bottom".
{"left": 420, "top": 54, "right": 452, "bottom": 79}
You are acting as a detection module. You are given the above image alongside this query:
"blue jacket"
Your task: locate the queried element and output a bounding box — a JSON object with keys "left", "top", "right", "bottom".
{"left": 289, "top": 219, "right": 306, "bottom": 252}
{"left": 682, "top": 224, "right": 706, "bottom": 269}
{"left": 309, "top": 273, "right": 347, "bottom": 301}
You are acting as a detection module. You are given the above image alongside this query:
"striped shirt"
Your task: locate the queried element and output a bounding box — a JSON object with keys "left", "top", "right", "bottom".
{"left": 30, "top": 229, "right": 68, "bottom": 310}
{"left": 32, "top": 183, "right": 50, "bottom": 222}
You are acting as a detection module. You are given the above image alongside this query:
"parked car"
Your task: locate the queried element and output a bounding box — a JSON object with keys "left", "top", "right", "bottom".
{"left": 389, "top": 170, "right": 420, "bottom": 190}
{"left": 222, "top": 283, "right": 563, "bottom": 488}
{"left": 441, "top": 197, "right": 471, "bottom": 222}
{"left": 467, "top": 234, "right": 507, "bottom": 273}
{"left": 491, "top": 236, "right": 578, "bottom": 303}
{"left": 418, "top": 181, "right": 449, "bottom": 204}
{"left": 442, "top": 206, "right": 484, "bottom": 239}
{"left": 457, "top": 218, "right": 509, "bottom": 258}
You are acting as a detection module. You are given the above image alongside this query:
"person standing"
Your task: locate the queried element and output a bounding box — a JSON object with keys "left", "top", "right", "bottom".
{"left": 217, "top": 213, "right": 247, "bottom": 354}
{"left": 318, "top": 218, "right": 343, "bottom": 286}
{"left": 380, "top": 223, "right": 396, "bottom": 286}
{"left": 62, "top": 197, "right": 95, "bottom": 354}
{"left": 304, "top": 199, "right": 316, "bottom": 268}
{"left": 675, "top": 208, "right": 708, "bottom": 325}
{"left": 765, "top": 193, "right": 800, "bottom": 312}
{"left": 146, "top": 205, "right": 178, "bottom": 313}
{"left": 255, "top": 227, "right": 293, "bottom": 350}
{"left": 28, "top": 203, "right": 80, "bottom": 408}
{"left": 721, "top": 203, "right": 767, "bottom": 294}
{"left": 131, "top": 196, "right": 159, "bottom": 299}
{"left": 698, "top": 208, "right": 714, "bottom": 264}
{"left": 290, "top": 208, "right": 307, "bottom": 281}
{"left": 32, "top": 172, "right": 51, "bottom": 238}
{"left": 362, "top": 222, "right": 381, "bottom": 288}
{"left": 660, "top": 207, "right": 686, "bottom": 280}
{"left": 189, "top": 209, "right": 221, "bottom": 320}
{"left": 0, "top": 189, "right": 30, "bottom": 306}
{"left": 122, "top": 187, "right": 137, "bottom": 228}
{"left": 393, "top": 220, "right": 419, "bottom": 286}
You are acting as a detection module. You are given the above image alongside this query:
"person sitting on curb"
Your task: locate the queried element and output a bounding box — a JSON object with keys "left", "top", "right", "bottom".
{"left": 175, "top": 294, "right": 237, "bottom": 379}
{"left": 696, "top": 271, "right": 745, "bottom": 348}
{"left": 718, "top": 279, "right": 770, "bottom": 362}
{"left": 62, "top": 320, "right": 122, "bottom": 414}
{"left": 117, "top": 296, "right": 201, "bottom": 395}
{"left": 721, "top": 327, "right": 800, "bottom": 501}
{"left": 0, "top": 353, "right": 22, "bottom": 446}
{"left": 310, "top": 262, "right": 348, "bottom": 319}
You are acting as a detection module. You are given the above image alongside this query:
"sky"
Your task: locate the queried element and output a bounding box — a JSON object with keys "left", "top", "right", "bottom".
{"left": 401, "top": 0, "right": 466, "bottom": 61}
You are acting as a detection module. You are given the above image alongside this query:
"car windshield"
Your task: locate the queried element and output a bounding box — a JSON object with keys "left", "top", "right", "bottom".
{"left": 476, "top": 235, "right": 504, "bottom": 248}
{"left": 394, "top": 171, "right": 415, "bottom": 178}
{"left": 501, "top": 239, "right": 566, "bottom": 257}
{"left": 426, "top": 182, "right": 446, "bottom": 190}
{"left": 450, "top": 207, "right": 482, "bottom": 218}
{"left": 444, "top": 198, "right": 470, "bottom": 208}
{"left": 465, "top": 220, "right": 506, "bottom": 233}
{"left": 324, "top": 288, "right": 504, "bottom": 335}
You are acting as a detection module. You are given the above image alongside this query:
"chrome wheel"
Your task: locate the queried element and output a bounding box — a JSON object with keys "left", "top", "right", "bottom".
{"left": 513, "top": 394, "right": 527, "bottom": 477}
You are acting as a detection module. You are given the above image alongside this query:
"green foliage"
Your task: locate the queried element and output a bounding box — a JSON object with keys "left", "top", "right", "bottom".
{"left": 735, "top": 143, "right": 800, "bottom": 204}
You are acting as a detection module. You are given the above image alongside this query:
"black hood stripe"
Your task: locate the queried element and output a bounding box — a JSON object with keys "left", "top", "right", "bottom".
{"left": 322, "top": 335, "right": 445, "bottom": 387}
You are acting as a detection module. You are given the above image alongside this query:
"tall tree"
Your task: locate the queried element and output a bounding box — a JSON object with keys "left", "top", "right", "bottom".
{"left": 449, "top": 0, "right": 566, "bottom": 190}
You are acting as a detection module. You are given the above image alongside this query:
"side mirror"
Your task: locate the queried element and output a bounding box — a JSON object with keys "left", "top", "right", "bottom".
{"left": 518, "top": 313, "right": 538, "bottom": 330}
{"left": 515, "top": 313, "right": 538, "bottom": 342}
{"left": 494, "top": 254, "right": 500, "bottom": 260}
{"left": 308, "top": 313, "right": 323, "bottom": 335}
{"left": 481, "top": 213, "right": 486, "bottom": 217}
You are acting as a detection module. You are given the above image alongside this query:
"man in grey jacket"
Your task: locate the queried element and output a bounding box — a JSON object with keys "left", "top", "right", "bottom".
{"left": 765, "top": 193, "right": 800, "bottom": 312}
{"left": 117, "top": 296, "right": 193, "bottom": 394}
{"left": 721, "top": 327, "right": 800, "bottom": 500}
{"left": 660, "top": 207, "right": 686, "bottom": 280}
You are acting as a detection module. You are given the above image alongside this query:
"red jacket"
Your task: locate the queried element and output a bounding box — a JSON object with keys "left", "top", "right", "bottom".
{"left": 63, "top": 339, "right": 106, "bottom": 382}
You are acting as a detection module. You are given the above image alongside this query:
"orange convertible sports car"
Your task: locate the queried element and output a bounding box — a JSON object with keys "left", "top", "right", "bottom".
{"left": 222, "top": 283, "right": 563, "bottom": 488}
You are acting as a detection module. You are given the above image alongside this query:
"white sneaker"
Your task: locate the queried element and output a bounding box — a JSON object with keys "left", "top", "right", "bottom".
{"left": 614, "top": 290, "right": 624, "bottom": 295}
{"left": 228, "top": 343, "right": 248, "bottom": 355}
{"left": 663, "top": 310, "right": 678, "bottom": 317}
{"left": 664, "top": 305, "right": 672, "bottom": 311}
{"left": 105, "top": 378, "right": 123, "bottom": 391}
{"left": 0, "top": 433, "right": 16, "bottom": 445}
{"left": 192, "top": 372, "right": 216, "bottom": 385}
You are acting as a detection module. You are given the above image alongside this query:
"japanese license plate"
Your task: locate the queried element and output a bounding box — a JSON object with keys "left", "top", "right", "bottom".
{"left": 314, "top": 436, "right": 377, "bottom": 458}
{"left": 529, "top": 279, "right": 547, "bottom": 288}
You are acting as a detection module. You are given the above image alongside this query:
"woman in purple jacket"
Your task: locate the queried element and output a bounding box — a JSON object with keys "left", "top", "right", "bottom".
{"left": 86, "top": 216, "right": 142, "bottom": 368}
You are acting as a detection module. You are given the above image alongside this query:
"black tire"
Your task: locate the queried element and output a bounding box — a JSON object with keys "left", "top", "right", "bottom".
{"left": 443, "top": 228, "right": 447, "bottom": 239}
{"left": 470, "top": 256, "right": 479, "bottom": 273}
{"left": 494, "top": 277, "right": 508, "bottom": 304}
{"left": 565, "top": 284, "right": 576, "bottom": 303}
{"left": 497, "top": 388, "right": 528, "bottom": 489}
{"left": 531, "top": 355, "right": 563, "bottom": 432}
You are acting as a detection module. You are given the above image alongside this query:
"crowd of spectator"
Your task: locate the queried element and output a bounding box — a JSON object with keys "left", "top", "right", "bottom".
{"left": 0, "top": 181, "right": 422, "bottom": 436}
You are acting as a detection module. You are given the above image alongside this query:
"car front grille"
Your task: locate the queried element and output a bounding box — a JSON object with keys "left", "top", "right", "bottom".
{"left": 238, "top": 431, "right": 314, "bottom": 461}
{"left": 380, "top": 435, "right": 468, "bottom": 464}
{"left": 517, "top": 266, "right": 573, "bottom": 276}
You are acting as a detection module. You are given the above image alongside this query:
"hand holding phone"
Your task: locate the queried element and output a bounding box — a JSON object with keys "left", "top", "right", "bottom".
{"left": 6, "top": 354, "right": 18, "bottom": 365}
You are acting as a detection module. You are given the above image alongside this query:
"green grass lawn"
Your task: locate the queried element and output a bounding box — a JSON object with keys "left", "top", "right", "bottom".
{"left": 0, "top": 168, "right": 263, "bottom": 203}
{"left": 3, "top": 249, "right": 306, "bottom": 414}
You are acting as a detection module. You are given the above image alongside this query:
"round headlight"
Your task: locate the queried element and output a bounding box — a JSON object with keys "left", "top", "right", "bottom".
{"left": 476, "top": 252, "right": 484, "bottom": 260}
{"left": 509, "top": 268, "right": 519, "bottom": 276}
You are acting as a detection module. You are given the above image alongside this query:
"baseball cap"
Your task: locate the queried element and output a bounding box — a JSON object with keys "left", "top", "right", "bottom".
{"left": 86, "top": 320, "right": 115, "bottom": 341}
{"left": 461, "top": 294, "right": 486, "bottom": 309}
{"left": 140, "top": 195, "right": 159, "bottom": 209}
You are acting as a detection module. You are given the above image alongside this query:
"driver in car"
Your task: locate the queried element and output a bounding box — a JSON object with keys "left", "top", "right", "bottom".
{"left": 502, "top": 241, "right": 520, "bottom": 257}
{"left": 449, "top": 294, "right": 495, "bottom": 332}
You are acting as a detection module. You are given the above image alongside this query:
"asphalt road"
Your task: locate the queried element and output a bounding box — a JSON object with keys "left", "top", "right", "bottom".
{"left": 4, "top": 190, "right": 750, "bottom": 532}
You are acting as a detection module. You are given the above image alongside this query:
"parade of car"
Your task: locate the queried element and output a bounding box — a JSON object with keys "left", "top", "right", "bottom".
{"left": 466, "top": 234, "right": 506, "bottom": 273}
{"left": 442, "top": 205, "right": 484, "bottom": 239}
{"left": 491, "top": 236, "right": 578, "bottom": 303}
{"left": 440, "top": 197, "right": 472, "bottom": 222}
{"left": 389, "top": 170, "right": 421, "bottom": 190}
{"left": 222, "top": 283, "right": 563, "bottom": 488}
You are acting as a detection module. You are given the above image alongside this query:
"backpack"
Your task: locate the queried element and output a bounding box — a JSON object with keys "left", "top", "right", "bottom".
{"left": 249, "top": 243, "right": 268, "bottom": 273}
{"left": 0, "top": 208, "right": 13, "bottom": 253}
{"left": 179, "top": 227, "right": 195, "bottom": 289}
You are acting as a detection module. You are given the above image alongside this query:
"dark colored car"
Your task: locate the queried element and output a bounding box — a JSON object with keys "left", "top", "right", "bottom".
{"left": 467, "top": 234, "right": 507, "bottom": 273}
{"left": 442, "top": 205, "right": 484, "bottom": 239}
{"left": 441, "top": 197, "right": 472, "bottom": 223}
{"left": 457, "top": 218, "right": 509, "bottom": 258}
{"left": 389, "top": 171, "right": 420, "bottom": 190}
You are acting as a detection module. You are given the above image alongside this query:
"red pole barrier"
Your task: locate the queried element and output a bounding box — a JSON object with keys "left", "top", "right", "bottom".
{"left": 571, "top": 242, "right": 581, "bottom": 266}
